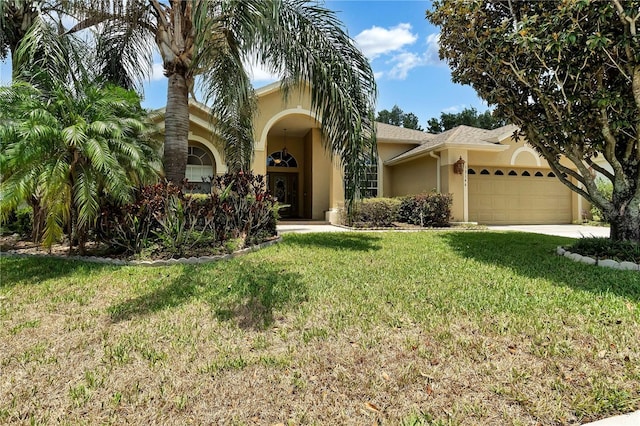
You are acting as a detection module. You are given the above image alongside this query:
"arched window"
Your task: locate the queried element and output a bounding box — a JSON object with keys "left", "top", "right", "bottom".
{"left": 267, "top": 149, "right": 298, "bottom": 167}
{"left": 495, "top": 170, "right": 504, "bottom": 176}
{"left": 468, "top": 168, "right": 476, "bottom": 175}
{"left": 547, "top": 172, "right": 556, "bottom": 177}
{"left": 186, "top": 145, "right": 215, "bottom": 192}
{"left": 508, "top": 170, "right": 517, "bottom": 176}
{"left": 535, "top": 171, "right": 544, "bottom": 177}
{"left": 522, "top": 170, "right": 531, "bottom": 176}
{"left": 480, "top": 169, "right": 490, "bottom": 175}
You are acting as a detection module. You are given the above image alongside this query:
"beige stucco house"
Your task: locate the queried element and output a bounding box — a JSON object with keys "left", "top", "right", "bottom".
{"left": 154, "top": 82, "right": 586, "bottom": 225}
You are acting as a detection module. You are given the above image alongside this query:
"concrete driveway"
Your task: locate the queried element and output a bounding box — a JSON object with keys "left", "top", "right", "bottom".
{"left": 487, "top": 224, "right": 610, "bottom": 239}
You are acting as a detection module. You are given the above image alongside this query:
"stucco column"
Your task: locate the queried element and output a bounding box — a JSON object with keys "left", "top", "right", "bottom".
{"left": 440, "top": 149, "right": 469, "bottom": 223}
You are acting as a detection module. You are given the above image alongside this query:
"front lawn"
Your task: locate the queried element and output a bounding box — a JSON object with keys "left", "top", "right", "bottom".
{"left": 1, "top": 232, "right": 638, "bottom": 424}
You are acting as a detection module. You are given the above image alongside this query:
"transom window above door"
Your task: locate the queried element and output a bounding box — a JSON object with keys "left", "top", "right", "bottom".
{"left": 267, "top": 149, "right": 298, "bottom": 167}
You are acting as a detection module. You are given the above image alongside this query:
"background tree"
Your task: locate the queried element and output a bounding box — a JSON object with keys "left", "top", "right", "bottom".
{"left": 426, "top": 107, "right": 508, "bottom": 133}
{"left": 376, "top": 104, "right": 424, "bottom": 130}
{"left": 68, "top": 0, "right": 376, "bottom": 206}
{"left": 428, "top": 0, "right": 640, "bottom": 243}
{"left": 0, "top": 19, "right": 160, "bottom": 251}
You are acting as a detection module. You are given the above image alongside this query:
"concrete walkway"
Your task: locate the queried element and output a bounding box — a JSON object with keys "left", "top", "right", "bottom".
{"left": 582, "top": 411, "right": 640, "bottom": 426}
{"left": 277, "top": 223, "right": 348, "bottom": 234}
{"left": 277, "top": 223, "right": 611, "bottom": 239}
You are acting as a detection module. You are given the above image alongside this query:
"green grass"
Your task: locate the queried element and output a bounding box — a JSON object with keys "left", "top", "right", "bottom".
{"left": 1, "top": 231, "right": 639, "bottom": 424}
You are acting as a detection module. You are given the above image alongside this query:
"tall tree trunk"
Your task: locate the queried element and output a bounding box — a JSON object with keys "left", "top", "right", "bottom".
{"left": 609, "top": 199, "right": 640, "bottom": 243}
{"left": 163, "top": 72, "right": 190, "bottom": 184}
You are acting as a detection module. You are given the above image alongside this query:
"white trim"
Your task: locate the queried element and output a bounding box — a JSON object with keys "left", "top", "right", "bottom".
{"left": 188, "top": 133, "right": 227, "bottom": 174}
{"left": 510, "top": 146, "right": 542, "bottom": 167}
{"left": 429, "top": 151, "right": 441, "bottom": 193}
{"left": 377, "top": 156, "right": 383, "bottom": 197}
{"left": 463, "top": 162, "right": 469, "bottom": 222}
{"left": 257, "top": 108, "right": 321, "bottom": 151}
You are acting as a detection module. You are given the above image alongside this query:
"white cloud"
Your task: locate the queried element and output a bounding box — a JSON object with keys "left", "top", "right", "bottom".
{"left": 424, "top": 33, "right": 442, "bottom": 65}
{"left": 387, "top": 52, "right": 421, "bottom": 79}
{"left": 243, "top": 54, "right": 281, "bottom": 84}
{"left": 382, "top": 33, "right": 445, "bottom": 80}
{"left": 442, "top": 104, "right": 466, "bottom": 113}
{"left": 247, "top": 63, "right": 280, "bottom": 83}
{"left": 354, "top": 23, "right": 417, "bottom": 60}
{"left": 151, "top": 62, "right": 165, "bottom": 81}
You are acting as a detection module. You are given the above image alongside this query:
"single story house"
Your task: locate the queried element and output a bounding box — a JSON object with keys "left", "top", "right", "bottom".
{"left": 153, "top": 82, "right": 587, "bottom": 225}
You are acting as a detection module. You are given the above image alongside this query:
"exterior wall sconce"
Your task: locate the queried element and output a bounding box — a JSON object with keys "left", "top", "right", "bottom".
{"left": 453, "top": 156, "right": 465, "bottom": 174}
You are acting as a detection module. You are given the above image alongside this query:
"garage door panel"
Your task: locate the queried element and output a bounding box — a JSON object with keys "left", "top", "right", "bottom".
{"left": 469, "top": 172, "right": 572, "bottom": 225}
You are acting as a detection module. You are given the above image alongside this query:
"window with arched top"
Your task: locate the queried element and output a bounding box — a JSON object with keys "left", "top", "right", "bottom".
{"left": 508, "top": 170, "right": 517, "bottom": 176}
{"left": 522, "top": 171, "right": 531, "bottom": 176}
{"left": 480, "top": 169, "right": 490, "bottom": 175}
{"left": 186, "top": 145, "right": 215, "bottom": 192}
{"left": 468, "top": 168, "right": 476, "bottom": 175}
{"left": 267, "top": 149, "right": 298, "bottom": 167}
{"left": 535, "top": 171, "right": 543, "bottom": 177}
{"left": 547, "top": 172, "right": 556, "bottom": 177}
{"left": 495, "top": 170, "right": 504, "bottom": 175}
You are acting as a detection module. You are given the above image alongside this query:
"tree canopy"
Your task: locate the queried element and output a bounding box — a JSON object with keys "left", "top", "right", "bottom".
{"left": 376, "top": 105, "right": 423, "bottom": 131}
{"left": 426, "top": 107, "right": 508, "bottom": 133}
{"left": 0, "top": 19, "right": 160, "bottom": 250}
{"left": 428, "top": 0, "right": 640, "bottom": 243}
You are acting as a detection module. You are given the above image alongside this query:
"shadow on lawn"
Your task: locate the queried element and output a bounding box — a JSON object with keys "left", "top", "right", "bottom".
{"left": 438, "top": 232, "right": 640, "bottom": 302}
{"left": 284, "top": 232, "right": 382, "bottom": 251}
{"left": 109, "top": 259, "right": 306, "bottom": 330}
{"left": 0, "top": 255, "right": 109, "bottom": 288}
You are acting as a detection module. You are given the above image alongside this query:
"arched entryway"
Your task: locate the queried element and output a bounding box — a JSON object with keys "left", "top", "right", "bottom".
{"left": 264, "top": 113, "right": 331, "bottom": 220}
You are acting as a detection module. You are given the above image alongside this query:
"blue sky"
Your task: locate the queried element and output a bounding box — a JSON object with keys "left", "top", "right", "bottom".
{"left": 0, "top": 0, "right": 487, "bottom": 129}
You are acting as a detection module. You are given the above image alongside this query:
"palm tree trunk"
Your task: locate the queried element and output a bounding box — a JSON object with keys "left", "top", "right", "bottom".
{"left": 163, "top": 72, "right": 190, "bottom": 184}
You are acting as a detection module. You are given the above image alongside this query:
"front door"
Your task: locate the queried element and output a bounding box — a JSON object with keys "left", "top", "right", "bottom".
{"left": 269, "top": 173, "right": 299, "bottom": 218}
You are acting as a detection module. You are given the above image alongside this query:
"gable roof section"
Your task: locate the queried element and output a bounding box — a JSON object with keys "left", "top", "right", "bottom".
{"left": 375, "top": 122, "right": 434, "bottom": 144}
{"left": 385, "top": 124, "right": 515, "bottom": 166}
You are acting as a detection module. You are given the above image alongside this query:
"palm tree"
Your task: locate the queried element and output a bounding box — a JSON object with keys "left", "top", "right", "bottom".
{"left": 0, "top": 18, "right": 161, "bottom": 252}
{"left": 70, "top": 0, "right": 377, "bottom": 202}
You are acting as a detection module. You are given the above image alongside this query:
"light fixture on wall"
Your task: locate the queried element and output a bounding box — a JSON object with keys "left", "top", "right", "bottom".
{"left": 453, "top": 156, "right": 465, "bottom": 174}
{"left": 273, "top": 128, "right": 287, "bottom": 165}
{"left": 282, "top": 128, "right": 288, "bottom": 158}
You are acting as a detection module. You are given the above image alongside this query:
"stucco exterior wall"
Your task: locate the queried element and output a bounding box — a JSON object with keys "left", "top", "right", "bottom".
{"left": 387, "top": 156, "right": 438, "bottom": 197}
{"left": 377, "top": 142, "right": 419, "bottom": 198}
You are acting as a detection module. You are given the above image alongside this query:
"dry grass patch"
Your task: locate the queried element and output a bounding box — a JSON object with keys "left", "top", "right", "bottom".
{"left": 1, "top": 231, "right": 639, "bottom": 425}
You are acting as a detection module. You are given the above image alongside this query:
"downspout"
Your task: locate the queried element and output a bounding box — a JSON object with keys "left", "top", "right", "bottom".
{"left": 429, "top": 151, "right": 441, "bottom": 193}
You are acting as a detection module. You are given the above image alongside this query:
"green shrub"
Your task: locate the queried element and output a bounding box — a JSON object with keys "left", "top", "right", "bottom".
{"left": 590, "top": 178, "right": 613, "bottom": 223}
{"left": 1, "top": 207, "right": 33, "bottom": 236}
{"left": 398, "top": 193, "right": 452, "bottom": 227}
{"left": 568, "top": 237, "right": 640, "bottom": 263}
{"left": 350, "top": 198, "right": 400, "bottom": 228}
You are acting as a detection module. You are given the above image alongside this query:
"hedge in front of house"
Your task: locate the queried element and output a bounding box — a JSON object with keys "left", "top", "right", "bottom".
{"left": 342, "top": 193, "right": 452, "bottom": 228}
{"left": 397, "top": 193, "right": 452, "bottom": 227}
{"left": 350, "top": 197, "right": 401, "bottom": 228}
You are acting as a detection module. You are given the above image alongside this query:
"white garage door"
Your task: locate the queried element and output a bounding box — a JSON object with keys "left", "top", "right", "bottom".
{"left": 468, "top": 168, "right": 573, "bottom": 225}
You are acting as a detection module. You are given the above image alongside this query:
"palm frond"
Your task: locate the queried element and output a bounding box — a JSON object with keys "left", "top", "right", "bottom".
{"left": 13, "top": 15, "right": 88, "bottom": 93}
{"left": 249, "top": 0, "right": 377, "bottom": 203}
{"left": 193, "top": 0, "right": 257, "bottom": 171}
{"left": 73, "top": 167, "right": 100, "bottom": 231}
